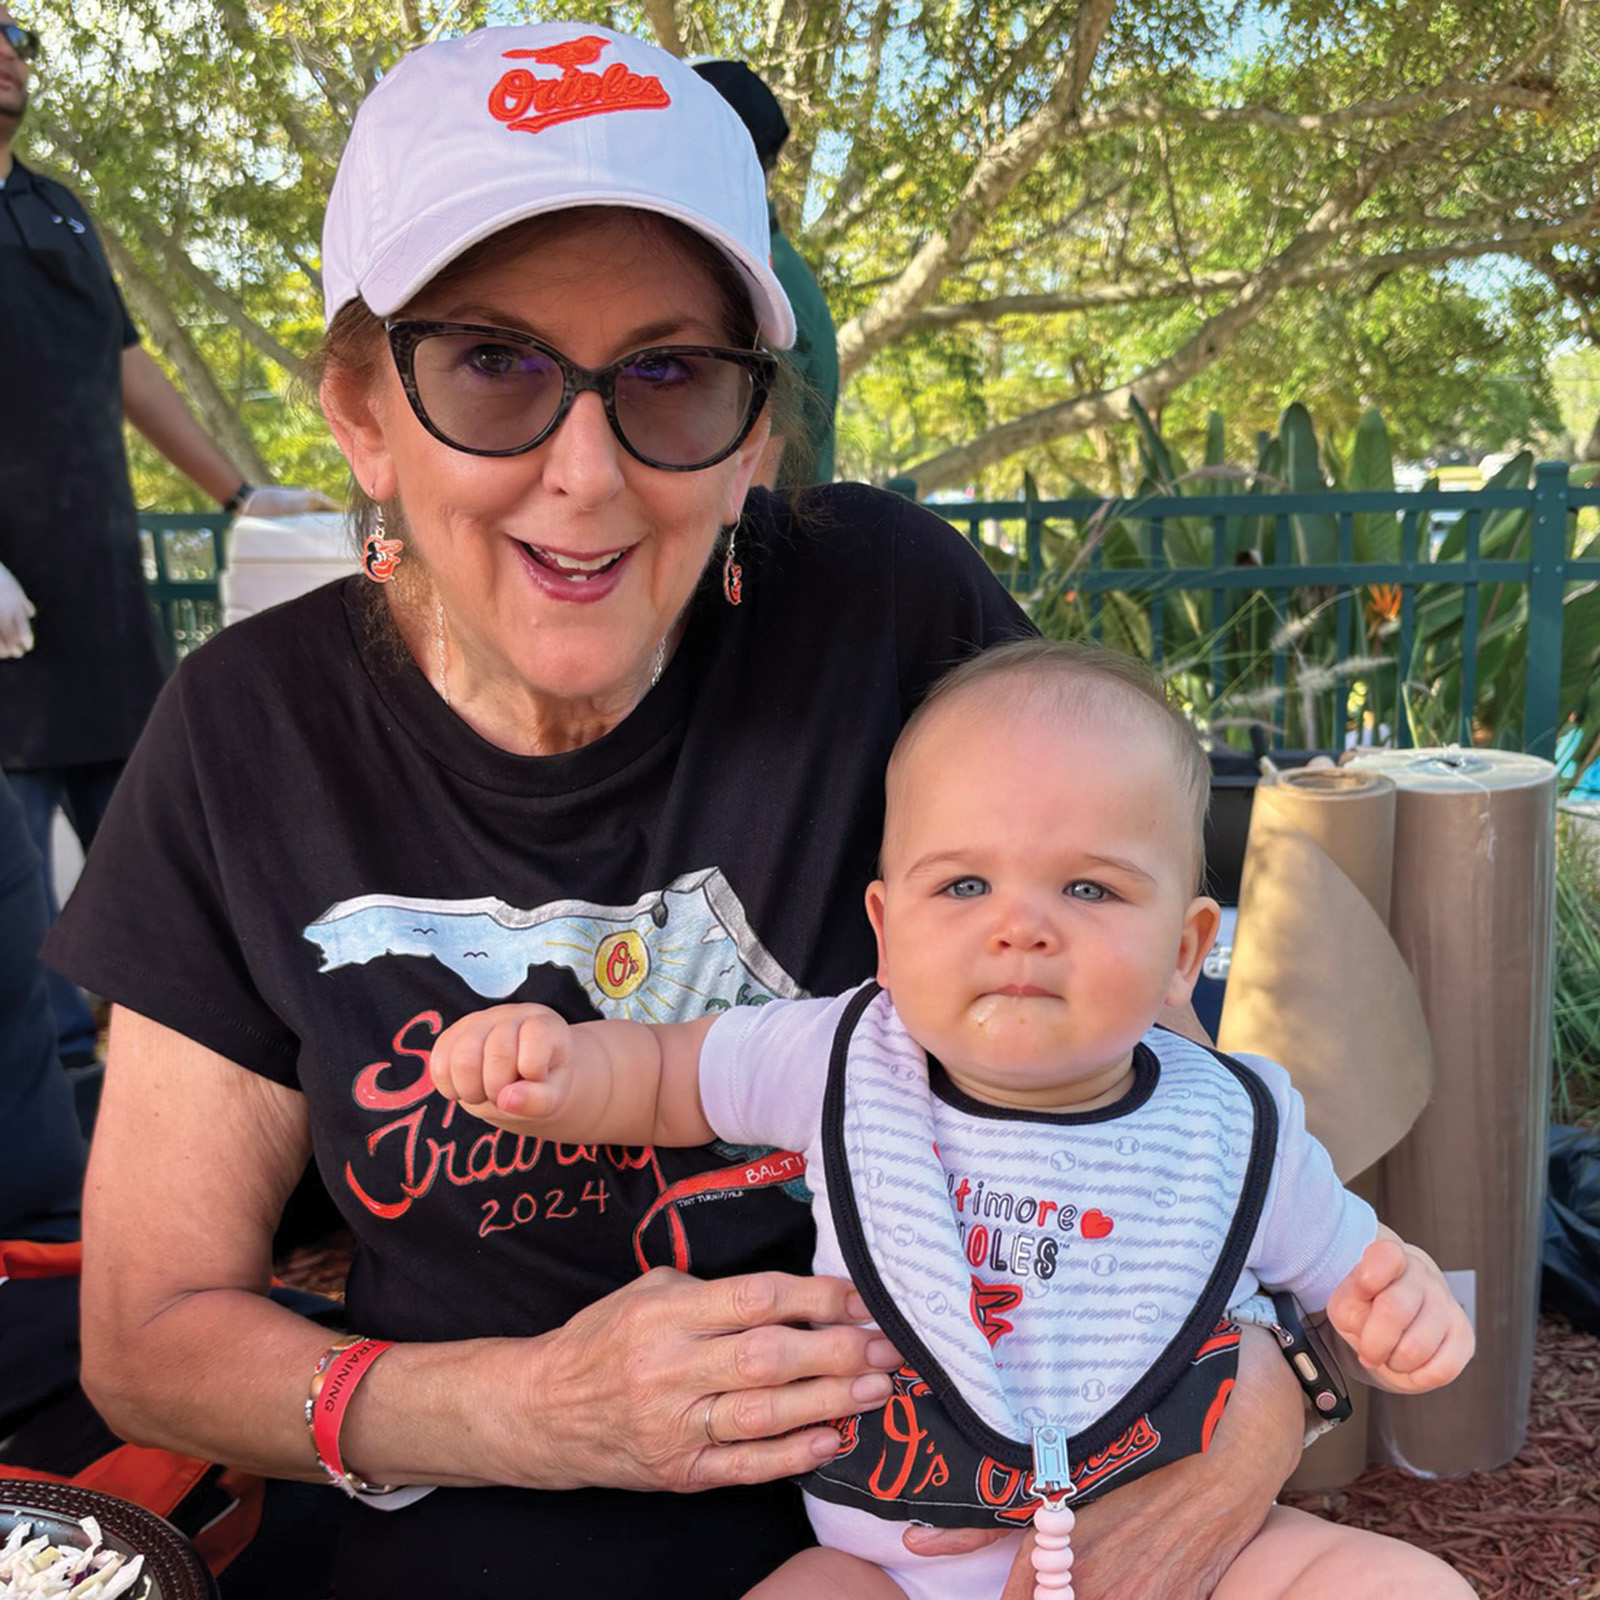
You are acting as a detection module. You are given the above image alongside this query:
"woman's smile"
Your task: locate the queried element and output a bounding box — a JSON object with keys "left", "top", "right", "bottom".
{"left": 520, "top": 541, "right": 629, "bottom": 579}
{"left": 512, "top": 535, "right": 634, "bottom": 601}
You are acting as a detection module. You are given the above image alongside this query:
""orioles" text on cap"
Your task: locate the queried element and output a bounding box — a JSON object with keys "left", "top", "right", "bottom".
{"left": 490, "top": 35, "right": 670, "bottom": 136}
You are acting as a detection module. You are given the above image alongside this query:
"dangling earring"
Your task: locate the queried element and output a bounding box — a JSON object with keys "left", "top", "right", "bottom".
{"left": 722, "top": 524, "right": 743, "bottom": 606}
{"left": 362, "top": 505, "right": 404, "bottom": 583}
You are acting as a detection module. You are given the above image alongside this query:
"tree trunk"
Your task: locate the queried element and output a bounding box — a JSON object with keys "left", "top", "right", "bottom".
{"left": 102, "top": 235, "right": 271, "bottom": 484}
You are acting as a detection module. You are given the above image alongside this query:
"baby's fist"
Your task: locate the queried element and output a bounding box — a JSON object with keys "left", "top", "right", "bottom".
{"left": 430, "top": 1004, "right": 570, "bottom": 1116}
{"left": 1325, "top": 1235, "right": 1473, "bottom": 1394}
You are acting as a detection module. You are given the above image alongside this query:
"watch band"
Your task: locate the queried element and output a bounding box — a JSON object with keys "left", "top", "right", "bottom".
{"left": 1232, "top": 1291, "right": 1352, "bottom": 1441}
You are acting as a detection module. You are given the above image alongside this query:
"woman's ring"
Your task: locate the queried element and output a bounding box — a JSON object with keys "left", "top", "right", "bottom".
{"left": 702, "top": 1400, "right": 728, "bottom": 1447}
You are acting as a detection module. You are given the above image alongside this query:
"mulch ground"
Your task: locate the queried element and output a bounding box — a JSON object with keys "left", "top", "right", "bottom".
{"left": 276, "top": 1231, "right": 1599, "bottom": 1595}
{"left": 1281, "top": 1314, "right": 1600, "bottom": 1597}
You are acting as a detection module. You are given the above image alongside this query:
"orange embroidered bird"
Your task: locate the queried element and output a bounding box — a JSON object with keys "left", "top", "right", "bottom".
{"left": 506, "top": 35, "right": 608, "bottom": 69}
{"left": 969, "top": 1277, "right": 1024, "bottom": 1346}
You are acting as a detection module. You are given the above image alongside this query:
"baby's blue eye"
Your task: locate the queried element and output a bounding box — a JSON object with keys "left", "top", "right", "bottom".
{"left": 1066, "top": 880, "right": 1109, "bottom": 902}
{"left": 942, "top": 876, "right": 988, "bottom": 899}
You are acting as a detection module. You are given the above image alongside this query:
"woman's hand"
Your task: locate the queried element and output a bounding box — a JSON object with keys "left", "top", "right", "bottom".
{"left": 478, "top": 1267, "right": 901, "bottom": 1492}
{"left": 902, "top": 1325, "right": 1303, "bottom": 1599}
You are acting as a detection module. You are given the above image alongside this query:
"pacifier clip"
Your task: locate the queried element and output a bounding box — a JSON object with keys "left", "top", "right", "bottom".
{"left": 1031, "top": 1424, "right": 1077, "bottom": 1599}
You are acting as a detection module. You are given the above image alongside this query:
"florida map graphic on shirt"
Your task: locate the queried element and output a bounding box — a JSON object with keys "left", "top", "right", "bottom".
{"left": 304, "top": 866, "right": 802, "bottom": 1018}
{"left": 302, "top": 867, "right": 814, "bottom": 1252}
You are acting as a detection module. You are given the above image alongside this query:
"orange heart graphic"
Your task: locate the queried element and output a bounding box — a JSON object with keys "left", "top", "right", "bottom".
{"left": 1080, "top": 1208, "right": 1114, "bottom": 1239}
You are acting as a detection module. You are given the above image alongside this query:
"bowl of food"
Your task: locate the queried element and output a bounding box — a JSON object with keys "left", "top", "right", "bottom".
{"left": 0, "top": 1478, "right": 217, "bottom": 1599}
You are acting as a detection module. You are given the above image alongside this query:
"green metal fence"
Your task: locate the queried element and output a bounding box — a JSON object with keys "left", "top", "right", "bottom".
{"left": 893, "top": 459, "right": 1600, "bottom": 761}
{"left": 139, "top": 510, "right": 228, "bottom": 661}
{"left": 143, "top": 459, "right": 1600, "bottom": 760}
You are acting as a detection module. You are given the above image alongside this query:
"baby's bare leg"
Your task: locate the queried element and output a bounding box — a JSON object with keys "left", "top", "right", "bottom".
{"left": 743, "top": 1547, "right": 908, "bottom": 1600}
{"left": 1214, "top": 1506, "right": 1476, "bottom": 1600}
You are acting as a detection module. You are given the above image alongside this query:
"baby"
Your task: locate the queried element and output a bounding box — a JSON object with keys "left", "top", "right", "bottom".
{"left": 431, "top": 638, "right": 1474, "bottom": 1600}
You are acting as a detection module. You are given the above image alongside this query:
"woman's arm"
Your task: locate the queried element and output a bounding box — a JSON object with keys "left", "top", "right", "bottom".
{"left": 1050, "top": 1325, "right": 1303, "bottom": 1597}
{"left": 905, "top": 1325, "right": 1304, "bottom": 1600}
{"left": 82, "top": 1007, "right": 898, "bottom": 1491}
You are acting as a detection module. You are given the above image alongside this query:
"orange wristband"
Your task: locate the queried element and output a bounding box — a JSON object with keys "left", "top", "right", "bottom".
{"left": 306, "top": 1336, "right": 396, "bottom": 1495}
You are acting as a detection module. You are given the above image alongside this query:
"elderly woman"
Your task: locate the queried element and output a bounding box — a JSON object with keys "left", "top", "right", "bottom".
{"left": 54, "top": 23, "right": 1304, "bottom": 1600}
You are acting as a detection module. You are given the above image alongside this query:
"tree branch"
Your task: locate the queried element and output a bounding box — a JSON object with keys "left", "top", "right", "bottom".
{"left": 100, "top": 233, "right": 271, "bottom": 483}
{"left": 642, "top": 0, "right": 683, "bottom": 57}
{"left": 810, "top": 0, "right": 894, "bottom": 236}
{"left": 40, "top": 119, "right": 314, "bottom": 386}
{"left": 898, "top": 207, "right": 1600, "bottom": 329}
{"left": 125, "top": 218, "right": 314, "bottom": 384}
{"left": 1077, "top": 77, "right": 1560, "bottom": 140}
{"left": 902, "top": 98, "right": 1486, "bottom": 490}
{"left": 835, "top": 0, "right": 1117, "bottom": 375}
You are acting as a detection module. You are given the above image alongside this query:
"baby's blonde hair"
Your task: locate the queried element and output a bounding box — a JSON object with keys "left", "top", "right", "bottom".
{"left": 891, "top": 639, "right": 1211, "bottom": 889}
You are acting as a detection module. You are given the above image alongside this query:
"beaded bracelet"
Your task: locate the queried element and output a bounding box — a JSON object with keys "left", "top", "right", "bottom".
{"left": 304, "top": 1336, "right": 398, "bottom": 1496}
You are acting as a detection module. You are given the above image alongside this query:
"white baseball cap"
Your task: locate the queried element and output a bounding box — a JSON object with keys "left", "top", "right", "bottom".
{"left": 321, "top": 23, "right": 795, "bottom": 348}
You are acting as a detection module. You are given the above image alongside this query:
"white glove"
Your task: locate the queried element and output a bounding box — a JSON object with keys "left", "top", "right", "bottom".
{"left": 0, "top": 560, "right": 36, "bottom": 658}
{"left": 236, "top": 484, "right": 340, "bottom": 517}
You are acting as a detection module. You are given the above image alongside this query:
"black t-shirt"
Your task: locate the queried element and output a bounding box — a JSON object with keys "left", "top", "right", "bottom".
{"left": 50, "top": 483, "right": 1031, "bottom": 1597}
{"left": 0, "top": 159, "right": 168, "bottom": 769}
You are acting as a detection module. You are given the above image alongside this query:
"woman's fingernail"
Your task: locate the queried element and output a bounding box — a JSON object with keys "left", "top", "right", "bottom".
{"left": 846, "top": 1292, "right": 871, "bottom": 1321}
{"left": 810, "top": 1431, "right": 841, "bottom": 1460}
{"left": 852, "top": 1372, "right": 893, "bottom": 1403}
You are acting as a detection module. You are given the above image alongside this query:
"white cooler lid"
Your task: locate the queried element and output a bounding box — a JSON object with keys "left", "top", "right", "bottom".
{"left": 225, "top": 512, "right": 354, "bottom": 565}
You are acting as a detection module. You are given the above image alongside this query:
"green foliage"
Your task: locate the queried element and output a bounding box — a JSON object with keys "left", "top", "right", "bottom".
{"left": 985, "top": 396, "right": 1600, "bottom": 760}
{"left": 13, "top": 0, "right": 1599, "bottom": 503}
{"left": 1554, "top": 814, "right": 1600, "bottom": 1127}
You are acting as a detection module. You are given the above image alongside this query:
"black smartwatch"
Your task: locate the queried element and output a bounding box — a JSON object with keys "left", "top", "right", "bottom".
{"left": 1268, "top": 1291, "right": 1352, "bottom": 1429}
{"left": 1233, "top": 1291, "right": 1352, "bottom": 1438}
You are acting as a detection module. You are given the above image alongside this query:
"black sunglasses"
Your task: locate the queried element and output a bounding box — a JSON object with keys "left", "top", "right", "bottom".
{"left": 1, "top": 21, "right": 39, "bottom": 60}
{"left": 385, "top": 320, "right": 775, "bottom": 472}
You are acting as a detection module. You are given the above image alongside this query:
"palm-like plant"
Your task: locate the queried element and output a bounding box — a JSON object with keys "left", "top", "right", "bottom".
{"left": 970, "top": 402, "right": 1600, "bottom": 764}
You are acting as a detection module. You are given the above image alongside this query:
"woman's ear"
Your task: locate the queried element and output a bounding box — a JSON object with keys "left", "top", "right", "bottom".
{"left": 1164, "top": 895, "right": 1222, "bottom": 1009}
{"left": 320, "top": 362, "right": 397, "bottom": 502}
{"left": 719, "top": 415, "right": 771, "bottom": 526}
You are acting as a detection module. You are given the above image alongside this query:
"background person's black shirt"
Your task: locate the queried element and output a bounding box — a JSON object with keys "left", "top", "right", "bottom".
{"left": 0, "top": 159, "right": 168, "bottom": 770}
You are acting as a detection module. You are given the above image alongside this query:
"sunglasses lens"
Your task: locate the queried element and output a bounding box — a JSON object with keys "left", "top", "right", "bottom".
{"left": 401, "top": 327, "right": 763, "bottom": 468}
{"left": 613, "top": 351, "right": 759, "bottom": 469}
{"left": 2, "top": 23, "right": 39, "bottom": 60}
{"left": 409, "top": 331, "right": 566, "bottom": 455}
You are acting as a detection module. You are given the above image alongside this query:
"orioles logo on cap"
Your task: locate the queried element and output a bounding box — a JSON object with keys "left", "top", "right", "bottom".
{"left": 488, "top": 35, "right": 671, "bottom": 135}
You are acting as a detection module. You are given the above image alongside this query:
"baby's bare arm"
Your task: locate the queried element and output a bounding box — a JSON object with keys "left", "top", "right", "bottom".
{"left": 430, "top": 1005, "right": 719, "bottom": 1146}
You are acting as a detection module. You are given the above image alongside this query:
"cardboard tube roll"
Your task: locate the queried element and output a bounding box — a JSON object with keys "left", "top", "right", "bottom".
{"left": 1218, "top": 768, "right": 1434, "bottom": 1181}
{"left": 1217, "top": 766, "right": 1434, "bottom": 1490}
{"left": 1259, "top": 767, "right": 1398, "bottom": 921}
{"left": 1345, "top": 748, "right": 1556, "bottom": 1476}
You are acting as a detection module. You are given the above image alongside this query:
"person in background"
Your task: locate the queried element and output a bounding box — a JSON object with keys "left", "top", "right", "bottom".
{"left": 55, "top": 24, "right": 1308, "bottom": 1600}
{"left": 0, "top": 766, "right": 86, "bottom": 1438}
{"left": 0, "top": 4, "right": 333, "bottom": 1069}
{"left": 694, "top": 57, "right": 839, "bottom": 488}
